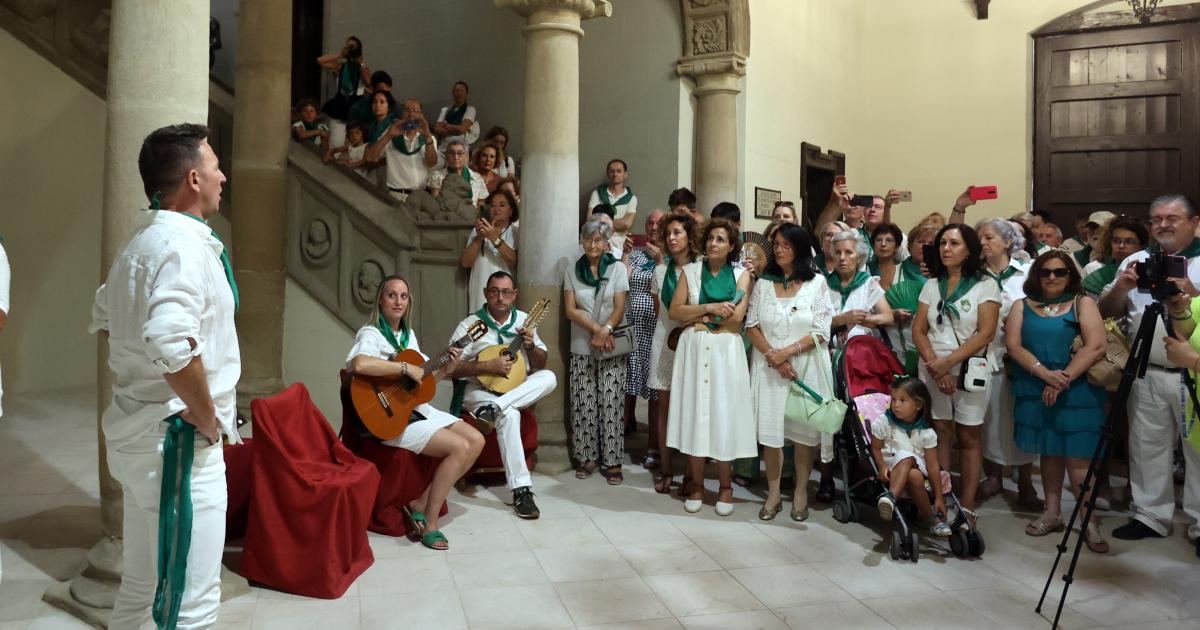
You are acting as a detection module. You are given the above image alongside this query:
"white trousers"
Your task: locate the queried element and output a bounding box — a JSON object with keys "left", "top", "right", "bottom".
{"left": 462, "top": 370, "right": 557, "bottom": 490}
{"left": 107, "top": 428, "right": 227, "bottom": 630}
{"left": 1127, "top": 367, "right": 1200, "bottom": 539}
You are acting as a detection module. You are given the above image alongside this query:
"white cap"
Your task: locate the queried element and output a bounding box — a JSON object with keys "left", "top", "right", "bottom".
{"left": 1087, "top": 211, "right": 1117, "bottom": 226}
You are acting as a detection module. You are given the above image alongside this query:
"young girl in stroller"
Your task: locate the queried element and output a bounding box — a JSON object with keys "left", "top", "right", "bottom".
{"left": 869, "top": 378, "right": 953, "bottom": 537}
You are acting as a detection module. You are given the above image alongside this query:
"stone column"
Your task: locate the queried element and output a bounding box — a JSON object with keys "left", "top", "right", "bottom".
{"left": 496, "top": 0, "right": 611, "bottom": 473}
{"left": 44, "top": 0, "right": 210, "bottom": 625}
{"left": 231, "top": 0, "right": 291, "bottom": 409}
{"left": 677, "top": 0, "right": 749, "bottom": 213}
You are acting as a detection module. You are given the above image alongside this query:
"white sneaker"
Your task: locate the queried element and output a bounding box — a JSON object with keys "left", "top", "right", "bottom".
{"left": 684, "top": 498, "right": 703, "bottom": 513}
{"left": 877, "top": 494, "right": 896, "bottom": 522}
{"left": 715, "top": 501, "right": 734, "bottom": 517}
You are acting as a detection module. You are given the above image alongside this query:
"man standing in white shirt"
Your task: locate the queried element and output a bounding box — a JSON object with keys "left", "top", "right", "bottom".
{"left": 90, "top": 123, "right": 240, "bottom": 629}
{"left": 588, "top": 159, "right": 638, "bottom": 251}
{"left": 434, "top": 81, "right": 478, "bottom": 149}
{"left": 450, "top": 271, "right": 556, "bottom": 519}
{"left": 365, "top": 98, "right": 438, "bottom": 202}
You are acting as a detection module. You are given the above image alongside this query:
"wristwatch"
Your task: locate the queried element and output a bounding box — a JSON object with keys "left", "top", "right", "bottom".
{"left": 493, "top": 238, "right": 503, "bottom": 249}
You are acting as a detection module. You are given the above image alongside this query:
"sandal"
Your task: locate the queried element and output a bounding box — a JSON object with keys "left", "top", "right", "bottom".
{"left": 604, "top": 466, "right": 624, "bottom": 486}
{"left": 1084, "top": 522, "right": 1109, "bottom": 553}
{"left": 643, "top": 449, "right": 661, "bottom": 470}
{"left": 759, "top": 498, "right": 783, "bottom": 521}
{"left": 420, "top": 529, "right": 449, "bottom": 551}
{"left": 575, "top": 460, "right": 598, "bottom": 479}
{"left": 1025, "top": 512, "right": 1065, "bottom": 537}
{"left": 400, "top": 506, "right": 427, "bottom": 542}
{"left": 654, "top": 474, "right": 673, "bottom": 494}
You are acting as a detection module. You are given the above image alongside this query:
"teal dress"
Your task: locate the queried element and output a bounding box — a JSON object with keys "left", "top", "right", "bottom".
{"left": 1011, "top": 301, "right": 1106, "bottom": 458}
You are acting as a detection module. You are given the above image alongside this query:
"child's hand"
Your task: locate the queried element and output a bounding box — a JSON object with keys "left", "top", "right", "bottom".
{"left": 934, "top": 497, "right": 946, "bottom": 517}
{"left": 880, "top": 466, "right": 890, "bottom": 482}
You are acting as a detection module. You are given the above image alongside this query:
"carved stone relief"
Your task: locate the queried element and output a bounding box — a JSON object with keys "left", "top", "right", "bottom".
{"left": 689, "top": 0, "right": 723, "bottom": 8}
{"left": 353, "top": 258, "right": 386, "bottom": 309}
{"left": 692, "top": 16, "right": 727, "bottom": 55}
{"left": 68, "top": 7, "right": 109, "bottom": 67}
{"left": 301, "top": 216, "right": 335, "bottom": 267}
{"left": 3, "top": 0, "right": 58, "bottom": 22}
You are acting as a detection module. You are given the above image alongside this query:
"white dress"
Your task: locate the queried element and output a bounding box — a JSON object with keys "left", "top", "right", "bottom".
{"left": 982, "top": 263, "right": 1037, "bottom": 467}
{"left": 465, "top": 224, "right": 518, "bottom": 313}
{"left": 345, "top": 325, "right": 460, "bottom": 454}
{"left": 830, "top": 275, "right": 885, "bottom": 342}
{"left": 647, "top": 260, "right": 698, "bottom": 391}
{"left": 748, "top": 276, "right": 835, "bottom": 451}
{"left": 869, "top": 416, "right": 939, "bottom": 476}
{"left": 665, "top": 263, "right": 757, "bottom": 461}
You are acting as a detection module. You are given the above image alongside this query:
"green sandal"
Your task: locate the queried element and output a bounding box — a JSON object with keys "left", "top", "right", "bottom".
{"left": 401, "top": 506, "right": 427, "bottom": 542}
{"left": 421, "top": 530, "right": 448, "bottom": 551}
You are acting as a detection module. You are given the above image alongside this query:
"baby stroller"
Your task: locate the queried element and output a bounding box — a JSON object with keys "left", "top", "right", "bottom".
{"left": 833, "top": 335, "right": 985, "bottom": 562}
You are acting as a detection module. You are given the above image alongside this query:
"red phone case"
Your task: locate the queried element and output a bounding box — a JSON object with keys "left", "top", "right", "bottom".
{"left": 969, "top": 185, "right": 998, "bottom": 201}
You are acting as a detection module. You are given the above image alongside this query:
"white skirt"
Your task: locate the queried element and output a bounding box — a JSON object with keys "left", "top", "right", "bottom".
{"left": 382, "top": 403, "right": 460, "bottom": 454}
{"left": 647, "top": 317, "right": 674, "bottom": 391}
{"left": 982, "top": 369, "right": 1037, "bottom": 466}
{"left": 665, "top": 327, "right": 757, "bottom": 461}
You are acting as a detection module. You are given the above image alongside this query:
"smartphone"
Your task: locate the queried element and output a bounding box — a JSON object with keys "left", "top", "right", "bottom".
{"left": 968, "top": 185, "right": 998, "bottom": 201}
{"left": 922, "top": 243, "right": 938, "bottom": 265}
{"left": 850, "top": 194, "right": 874, "bottom": 208}
{"left": 834, "top": 175, "right": 847, "bottom": 187}
{"left": 628, "top": 234, "right": 651, "bottom": 248}
{"left": 896, "top": 190, "right": 913, "bottom": 203}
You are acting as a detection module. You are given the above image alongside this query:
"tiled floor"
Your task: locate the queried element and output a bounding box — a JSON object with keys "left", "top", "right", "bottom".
{"left": 2, "top": 386, "right": 1199, "bottom": 629}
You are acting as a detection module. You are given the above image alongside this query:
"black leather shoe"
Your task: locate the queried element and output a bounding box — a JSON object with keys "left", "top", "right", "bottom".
{"left": 1111, "top": 519, "right": 1165, "bottom": 541}
{"left": 469, "top": 402, "right": 499, "bottom": 434}
{"left": 512, "top": 486, "right": 540, "bottom": 520}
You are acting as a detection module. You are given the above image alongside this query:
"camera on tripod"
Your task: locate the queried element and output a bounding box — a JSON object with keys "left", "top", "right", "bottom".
{"left": 1135, "top": 252, "right": 1187, "bottom": 299}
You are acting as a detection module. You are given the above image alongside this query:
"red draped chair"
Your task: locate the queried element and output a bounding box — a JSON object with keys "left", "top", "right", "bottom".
{"left": 460, "top": 409, "right": 538, "bottom": 481}
{"left": 238, "top": 383, "right": 379, "bottom": 599}
{"left": 339, "top": 371, "right": 446, "bottom": 538}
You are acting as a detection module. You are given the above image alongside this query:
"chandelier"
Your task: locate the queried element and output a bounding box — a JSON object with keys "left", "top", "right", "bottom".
{"left": 1127, "top": 0, "right": 1161, "bottom": 23}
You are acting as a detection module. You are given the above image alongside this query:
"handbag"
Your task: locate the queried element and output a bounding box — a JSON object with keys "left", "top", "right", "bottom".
{"left": 784, "top": 354, "right": 847, "bottom": 434}
{"left": 950, "top": 320, "right": 990, "bottom": 393}
{"left": 1069, "top": 296, "right": 1129, "bottom": 392}
{"left": 590, "top": 274, "right": 636, "bottom": 359}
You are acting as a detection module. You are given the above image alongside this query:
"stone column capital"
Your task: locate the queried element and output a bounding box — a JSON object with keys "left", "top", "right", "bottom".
{"left": 495, "top": 0, "right": 612, "bottom": 20}
{"left": 677, "top": 53, "right": 746, "bottom": 94}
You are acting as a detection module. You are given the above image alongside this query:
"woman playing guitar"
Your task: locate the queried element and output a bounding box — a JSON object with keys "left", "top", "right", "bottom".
{"left": 346, "top": 275, "right": 484, "bottom": 550}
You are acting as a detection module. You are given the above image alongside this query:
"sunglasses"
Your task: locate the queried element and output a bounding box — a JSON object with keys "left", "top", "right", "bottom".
{"left": 1038, "top": 267, "right": 1070, "bottom": 278}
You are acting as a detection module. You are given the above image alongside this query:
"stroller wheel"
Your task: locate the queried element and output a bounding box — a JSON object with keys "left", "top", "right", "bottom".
{"left": 967, "top": 530, "right": 985, "bottom": 557}
{"left": 848, "top": 501, "right": 861, "bottom": 523}
{"left": 909, "top": 532, "right": 920, "bottom": 563}
{"left": 950, "top": 531, "right": 969, "bottom": 558}
{"left": 833, "top": 502, "right": 850, "bottom": 523}
{"left": 890, "top": 530, "right": 902, "bottom": 561}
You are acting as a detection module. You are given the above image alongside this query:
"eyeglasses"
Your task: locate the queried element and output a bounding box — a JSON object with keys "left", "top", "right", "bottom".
{"left": 584, "top": 238, "right": 609, "bottom": 247}
{"left": 485, "top": 288, "right": 516, "bottom": 297}
{"left": 1150, "top": 215, "right": 1185, "bottom": 226}
{"left": 1111, "top": 237, "right": 1140, "bottom": 247}
{"left": 1038, "top": 267, "right": 1070, "bottom": 278}
{"left": 447, "top": 150, "right": 466, "bottom": 156}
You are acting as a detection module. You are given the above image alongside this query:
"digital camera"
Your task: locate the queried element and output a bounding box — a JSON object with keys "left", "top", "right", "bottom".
{"left": 1135, "top": 252, "right": 1187, "bottom": 299}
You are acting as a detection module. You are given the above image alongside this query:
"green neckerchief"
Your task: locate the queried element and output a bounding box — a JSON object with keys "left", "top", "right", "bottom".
{"left": 886, "top": 409, "right": 931, "bottom": 433}
{"left": 596, "top": 184, "right": 634, "bottom": 208}
{"left": 1150, "top": 237, "right": 1200, "bottom": 259}
{"left": 444, "top": 103, "right": 469, "bottom": 126}
{"left": 576, "top": 253, "right": 617, "bottom": 292}
{"left": 301, "top": 120, "right": 320, "bottom": 132}
{"left": 828, "top": 270, "right": 871, "bottom": 303}
{"left": 369, "top": 114, "right": 394, "bottom": 143}
{"left": 986, "top": 262, "right": 1020, "bottom": 289}
{"left": 451, "top": 166, "right": 471, "bottom": 184}
{"left": 338, "top": 60, "right": 361, "bottom": 96}
{"left": 661, "top": 257, "right": 682, "bottom": 307}
{"left": 1034, "top": 292, "right": 1076, "bottom": 306}
{"left": 177, "top": 207, "right": 241, "bottom": 313}
{"left": 1082, "top": 260, "right": 1117, "bottom": 295}
{"left": 858, "top": 226, "right": 876, "bottom": 263}
{"left": 392, "top": 131, "right": 427, "bottom": 155}
{"left": 152, "top": 414, "right": 194, "bottom": 629}
{"left": 349, "top": 95, "right": 378, "bottom": 125}
{"left": 936, "top": 273, "right": 979, "bottom": 323}
{"left": 476, "top": 306, "right": 516, "bottom": 344}
{"left": 899, "top": 258, "right": 925, "bottom": 283}
{"left": 759, "top": 267, "right": 806, "bottom": 290}
{"left": 813, "top": 252, "right": 831, "bottom": 277}
{"left": 376, "top": 314, "right": 411, "bottom": 351}
{"left": 699, "top": 262, "right": 737, "bottom": 304}
{"left": 1073, "top": 244, "right": 1093, "bottom": 268}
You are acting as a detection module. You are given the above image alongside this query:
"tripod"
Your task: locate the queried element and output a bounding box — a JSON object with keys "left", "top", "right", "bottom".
{"left": 1035, "top": 300, "right": 1200, "bottom": 628}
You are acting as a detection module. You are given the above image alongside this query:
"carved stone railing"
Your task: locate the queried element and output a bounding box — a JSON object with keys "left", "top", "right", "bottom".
{"left": 286, "top": 143, "right": 474, "bottom": 345}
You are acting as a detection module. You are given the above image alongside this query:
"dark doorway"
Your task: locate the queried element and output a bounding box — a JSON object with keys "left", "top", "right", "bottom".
{"left": 1033, "top": 5, "right": 1200, "bottom": 225}
{"left": 291, "top": 0, "right": 324, "bottom": 106}
{"left": 799, "top": 142, "right": 846, "bottom": 233}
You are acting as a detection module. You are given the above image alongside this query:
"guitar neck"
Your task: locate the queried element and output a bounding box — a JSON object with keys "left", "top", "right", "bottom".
{"left": 421, "top": 333, "right": 473, "bottom": 373}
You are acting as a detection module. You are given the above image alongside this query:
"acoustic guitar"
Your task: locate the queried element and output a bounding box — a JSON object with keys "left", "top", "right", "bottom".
{"left": 475, "top": 298, "right": 551, "bottom": 394}
{"left": 350, "top": 320, "right": 488, "bottom": 441}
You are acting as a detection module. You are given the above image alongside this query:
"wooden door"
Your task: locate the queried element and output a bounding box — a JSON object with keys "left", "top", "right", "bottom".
{"left": 1033, "top": 21, "right": 1200, "bottom": 223}
{"left": 800, "top": 142, "right": 846, "bottom": 233}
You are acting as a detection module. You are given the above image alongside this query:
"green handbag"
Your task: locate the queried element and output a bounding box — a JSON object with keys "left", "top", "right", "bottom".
{"left": 784, "top": 369, "right": 847, "bottom": 435}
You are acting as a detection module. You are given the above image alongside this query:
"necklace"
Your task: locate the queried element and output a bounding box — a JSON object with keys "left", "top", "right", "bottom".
{"left": 1041, "top": 302, "right": 1063, "bottom": 316}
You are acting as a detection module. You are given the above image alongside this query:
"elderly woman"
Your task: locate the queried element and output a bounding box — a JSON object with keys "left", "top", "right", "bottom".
{"left": 1081, "top": 216, "right": 1148, "bottom": 297}
{"left": 975, "top": 218, "right": 1040, "bottom": 508}
{"left": 622, "top": 210, "right": 666, "bottom": 439}
{"left": 346, "top": 275, "right": 484, "bottom": 550}
{"left": 460, "top": 189, "right": 519, "bottom": 312}
{"left": 815, "top": 220, "right": 853, "bottom": 276}
{"left": 647, "top": 213, "right": 701, "bottom": 493}
{"left": 667, "top": 218, "right": 755, "bottom": 516}
{"left": 829, "top": 230, "right": 893, "bottom": 344}
{"left": 912, "top": 224, "right": 1000, "bottom": 528}
{"left": 564, "top": 219, "right": 630, "bottom": 484}
{"left": 869, "top": 223, "right": 908, "bottom": 291}
{"left": 747, "top": 224, "right": 833, "bottom": 521}
{"left": 1007, "top": 251, "right": 1108, "bottom": 552}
